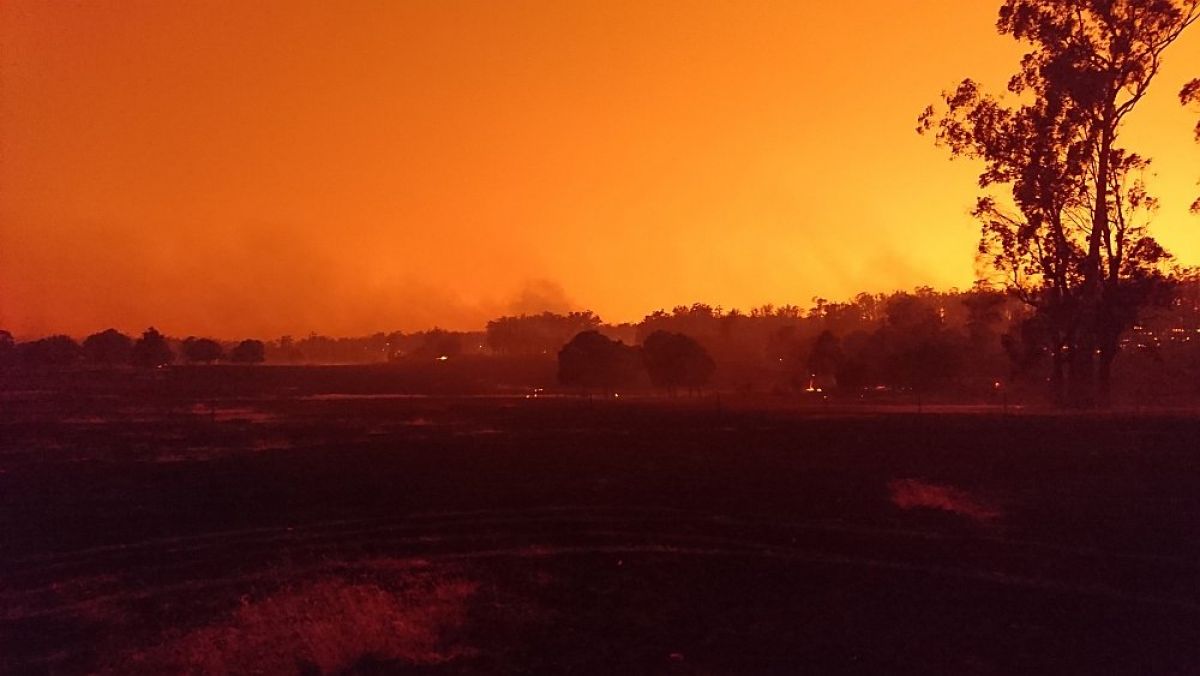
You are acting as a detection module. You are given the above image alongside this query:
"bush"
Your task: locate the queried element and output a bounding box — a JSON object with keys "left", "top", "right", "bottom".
{"left": 183, "top": 337, "right": 224, "bottom": 364}
{"left": 18, "top": 335, "right": 82, "bottom": 367}
{"left": 229, "top": 339, "right": 266, "bottom": 364}
{"left": 133, "top": 328, "right": 175, "bottom": 368}
{"left": 641, "top": 330, "right": 715, "bottom": 392}
{"left": 83, "top": 329, "right": 134, "bottom": 366}
{"left": 558, "top": 331, "right": 643, "bottom": 391}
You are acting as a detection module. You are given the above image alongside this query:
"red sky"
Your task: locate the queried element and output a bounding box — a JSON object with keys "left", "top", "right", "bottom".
{"left": 2, "top": 1, "right": 1198, "bottom": 339}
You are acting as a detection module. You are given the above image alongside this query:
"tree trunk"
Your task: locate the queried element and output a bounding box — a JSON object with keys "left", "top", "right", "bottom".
{"left": 1097, "top": 348, "right": 1114, "bottom": 409}
{"left": 1067, "top": 342, "right": 1096, "bottom": 409}
{"left": 1087, "top": 122, "right": 1113, "bottom": 279}
{"left": 1051, "top": 346, "right": 1067, "bottom": 407}
{"left": 1069, "top": 119, "right": 1112, "bottom": 411}
{"left": 1096, "top": 311, "right": 1120, "bottom": 409}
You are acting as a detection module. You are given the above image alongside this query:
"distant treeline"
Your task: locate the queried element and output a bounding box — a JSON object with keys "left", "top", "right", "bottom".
{"left": 558, "top": 283, "right": 1200, "bottom": 402}
{"left": 5, "top": 282, "right": 1200, "bottom": 402}
{"left": 0, "top": 329, "right": 266, "bottom": 369}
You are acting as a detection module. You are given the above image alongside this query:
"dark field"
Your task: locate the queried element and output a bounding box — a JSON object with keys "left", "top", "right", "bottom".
{"left": 2, "top": 370, "right": 1199, "bottom": 674}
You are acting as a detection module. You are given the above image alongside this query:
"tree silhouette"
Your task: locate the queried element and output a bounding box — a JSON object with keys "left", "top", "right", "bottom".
{"left": 1184, "top": 78, "right": 1200, "bottom": 213}
{"left": 642, "top": 331, "right": 715, "bottom": 393}
{"left": 409, "top": 329, "right": 463, "bottom": 360}
{"left": 1002, "top": 311, "right": 1054, "bottom": 379}
{"left": 275, "top": 335, "right": 303, "bottom": 363}
{"left": 487, "top": 312, "right": 602, "bottom": 356}
{"left": 804, "top": 330, "right": 842, "bottom": 391}
{"left": 557, "top": 330, "right": 642, "bottom": 391}
{"left": 878, "top": 294, "right": 964, "bottom": 396}
{"left": 133, "top": 328, "right": 175, "bottom": 368}
{"left": 833, "top": 337, "right": 874, "bottom": 392}
{"left": 920, "top": 0, "right": 1198, "bottom": 407}
{"left": 963, "top": 289, "right": 1006, "bottom": 346}
{"left": 182, "top": 337, "right": 224, "bottom": 364}
{"left": 229, "top": 339, "right": 266, "bottom": 364}
{"left": 18, "top": 335, "right": 82, "bottom": 367}
{"left": 83, "top": 329, "right": 134, "bottom": 366}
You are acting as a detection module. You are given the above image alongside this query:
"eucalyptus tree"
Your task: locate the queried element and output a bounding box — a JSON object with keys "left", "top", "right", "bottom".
{"left": 920, "top": 0, "right": 1199, "bottom": 406}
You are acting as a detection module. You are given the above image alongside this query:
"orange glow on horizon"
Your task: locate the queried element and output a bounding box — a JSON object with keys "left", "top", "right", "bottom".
{"left": 2, "top": 1, "right": 1198, "bottom": 339}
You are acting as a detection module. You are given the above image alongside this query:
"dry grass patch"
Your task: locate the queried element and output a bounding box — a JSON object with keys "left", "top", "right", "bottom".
{"left": 113, "top": 576, "right": 477, "bottom": 674}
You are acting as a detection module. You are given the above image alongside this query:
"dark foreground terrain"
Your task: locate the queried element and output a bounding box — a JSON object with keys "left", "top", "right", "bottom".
{"left": 1, "top": 372, "right": 1199, "bottom": 674}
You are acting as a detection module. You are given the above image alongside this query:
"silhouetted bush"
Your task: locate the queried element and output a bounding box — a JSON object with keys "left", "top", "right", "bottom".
{"left": 406, "top": 329, "right": 463, "bottom": 361}
{"left": 18, "top": 335, "right": 82, "bottom": 367}
{"left": 641, "top": 330, "right": 715, "bottom": 392}
{"left": 229, "top": 339, "right": 266, "bottom": 364}
{"left": 182, "top": 337, "right": 224, "bottom": 364}
{"left": 558, "top": 331, "right": 643, "bottom": 391}
{"left": 83, "top": 329, "right": 134, "bottom": 366}
{"left": 132, "top": 328, "right": 175, "bottom": 368}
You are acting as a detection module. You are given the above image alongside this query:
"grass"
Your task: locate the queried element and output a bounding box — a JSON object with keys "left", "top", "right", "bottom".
{"left": 111, "top": 576, "right": 477, "bottom": 675}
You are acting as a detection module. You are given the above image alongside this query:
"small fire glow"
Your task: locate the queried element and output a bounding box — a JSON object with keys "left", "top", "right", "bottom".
{"left": 889, "top": 478, "right": 1000, "bottom": 523}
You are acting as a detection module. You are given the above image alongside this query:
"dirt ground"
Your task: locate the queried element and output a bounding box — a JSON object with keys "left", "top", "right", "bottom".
{"left": 1, "top": 371, "right": 1198, "bottom": 674}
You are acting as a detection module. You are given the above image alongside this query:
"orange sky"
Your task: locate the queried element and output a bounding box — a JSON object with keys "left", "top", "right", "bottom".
{"left": 2, "top": 1, "right": 1198, "bottom": 339}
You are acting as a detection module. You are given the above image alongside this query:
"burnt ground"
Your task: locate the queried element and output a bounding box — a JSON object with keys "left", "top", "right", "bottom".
{"left": 1, "top": 374, "right": 1199, "bottom": 674}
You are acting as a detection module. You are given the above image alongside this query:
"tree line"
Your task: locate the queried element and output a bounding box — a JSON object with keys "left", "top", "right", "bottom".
{"left": 0, "top": 328, "right": 266, "bottom": 369}
{"left": 10, "top": 279, "right": 1200, "bottom": 403}
{"left": 552, "top": 290, "right": 1022, "bottom": 396}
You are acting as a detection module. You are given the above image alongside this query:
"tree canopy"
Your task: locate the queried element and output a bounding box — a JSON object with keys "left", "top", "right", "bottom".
{"left": 18, "top": 335, "right": 82, "bottom": 367}
{"left": 229, "top": 339, "right": 267, "bottom": 364}
{"left": 642, "top": 331, "right": 715, "bottom": 392}
{"left": 132, "top": 328, "right": 174, "bottom": 368}
{"left": 83, "top": 329, "right": 134, "bottom": 366}
{"left": 557, "top": 331, "right": 643, "bottom": 391}
{"left": 182, "top": 337, "right": 224, "bottom": 364}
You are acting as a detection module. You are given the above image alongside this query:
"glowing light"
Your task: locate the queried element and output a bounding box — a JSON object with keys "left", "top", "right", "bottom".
{"left": 890, "top": 478, "right": 1001, "bottom": 522}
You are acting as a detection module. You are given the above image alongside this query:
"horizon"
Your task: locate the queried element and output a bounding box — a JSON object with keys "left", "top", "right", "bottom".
{"left": 4, "top": 1, "right": 1199, "bottom": 338}
{"left": 6, "top": 283, "right": 1011, "bottom": 342}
